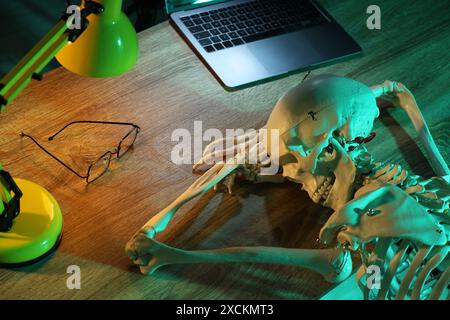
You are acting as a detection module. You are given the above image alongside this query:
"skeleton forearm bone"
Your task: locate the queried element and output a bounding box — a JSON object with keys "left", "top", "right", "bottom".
{"left": 126, "top": 233, "right": 352, "bottom": 283}
{"left": 141, "top": 161, "right": 240, "bottom": 238}
{"left": 371, "top": 81, "right": 449, "bottom": 176}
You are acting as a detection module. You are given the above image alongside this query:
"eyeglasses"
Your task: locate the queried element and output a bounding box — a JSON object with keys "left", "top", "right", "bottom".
{"left": 21, "top": 121, "right": 141, "bottom": 183}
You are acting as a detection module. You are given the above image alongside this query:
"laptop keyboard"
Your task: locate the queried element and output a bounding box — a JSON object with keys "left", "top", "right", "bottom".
{"left": 179, "top": 0, "right": 329, "bottom": 53}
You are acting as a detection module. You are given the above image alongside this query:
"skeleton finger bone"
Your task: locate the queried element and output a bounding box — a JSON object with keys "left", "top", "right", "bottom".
{"left": 126, "top": 235, "right": 353, "bottom": 284}
{"left": 371, "top": 81, "right": 449, "bottom": 176}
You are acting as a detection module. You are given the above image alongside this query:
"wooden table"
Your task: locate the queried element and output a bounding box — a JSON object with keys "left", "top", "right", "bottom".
{"left": 0, "top": 0, "right": 448, "bottom": 299}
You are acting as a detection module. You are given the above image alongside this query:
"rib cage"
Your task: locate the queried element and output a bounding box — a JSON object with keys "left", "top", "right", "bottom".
{"left": 357, "top": 162, "right": 449, "bottom": 300}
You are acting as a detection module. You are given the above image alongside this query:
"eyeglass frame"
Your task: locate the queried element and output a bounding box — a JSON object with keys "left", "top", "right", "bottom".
{"left": 21, "top": 120, "right": 141, "bottom": 184}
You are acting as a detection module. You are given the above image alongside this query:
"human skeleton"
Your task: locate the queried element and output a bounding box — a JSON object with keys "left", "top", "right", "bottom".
{"left": 126, "top": 75, "right": 449, "bottom": 299}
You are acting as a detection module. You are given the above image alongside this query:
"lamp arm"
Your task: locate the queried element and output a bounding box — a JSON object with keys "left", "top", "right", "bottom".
{"left": 0, "top": 20, "right": 69, "bottom": 110}
{"left": 0, "top": 1, "right": 104, "bottom": 111}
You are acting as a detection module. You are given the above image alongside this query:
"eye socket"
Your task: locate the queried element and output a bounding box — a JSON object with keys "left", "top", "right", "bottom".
{"left": 325, "top": 143, "right": 334, "bottom": 154}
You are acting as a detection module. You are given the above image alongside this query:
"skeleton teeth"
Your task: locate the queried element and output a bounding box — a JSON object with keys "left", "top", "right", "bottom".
{"left": 310, "top": 175, "right": 335, "bottom": 203}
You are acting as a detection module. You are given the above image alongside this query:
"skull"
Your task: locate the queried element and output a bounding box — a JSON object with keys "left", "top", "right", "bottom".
{"left": 266, "top": 75, "right": 380, "bottom": 210}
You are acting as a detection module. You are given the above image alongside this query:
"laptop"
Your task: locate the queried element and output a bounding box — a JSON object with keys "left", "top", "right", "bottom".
{"left": 167, "top": 0, "right": 362, "bottom": 89}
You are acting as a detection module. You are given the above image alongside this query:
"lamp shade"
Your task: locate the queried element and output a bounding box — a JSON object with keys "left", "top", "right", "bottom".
{"left": 56, "top": 0, "right": 138, "bottom": 77}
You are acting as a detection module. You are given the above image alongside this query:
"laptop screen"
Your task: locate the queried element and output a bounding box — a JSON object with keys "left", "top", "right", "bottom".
{"left": 165, "top": 0, "right": 230, "bottom": 14}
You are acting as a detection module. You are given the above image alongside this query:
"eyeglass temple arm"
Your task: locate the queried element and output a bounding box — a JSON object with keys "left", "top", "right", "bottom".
{"left": 21, "top": 132, "right": 87, "bottom": 179}
{"left": 48, "top": 121, "right": 140, "bottom": 140}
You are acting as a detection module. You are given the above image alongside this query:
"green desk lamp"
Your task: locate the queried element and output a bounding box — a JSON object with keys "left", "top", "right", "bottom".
{"left": 0, "top": 0, "right": 138, "bottom": 265}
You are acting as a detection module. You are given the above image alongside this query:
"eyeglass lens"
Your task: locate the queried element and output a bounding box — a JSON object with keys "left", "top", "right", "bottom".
{"left": 87, "top": 152, "right": 112, "bottom": 183}
{"left": 118, "top": 127, "right": 139, "bottom": 158}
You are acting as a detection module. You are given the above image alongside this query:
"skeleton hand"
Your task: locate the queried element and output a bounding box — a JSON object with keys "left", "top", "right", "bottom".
{"left": 193, "top": 130, "right": 284, "bottom": 194}
{"left": 194, "top": 162, "right": 284, "bottom": 194}
{"left": 319, "top": 181, "right": 446, "bottom": 249}
{"left": 319, "top": 180, "right": 449, "bottom": 300}
{"left": 371, "top": 81, "right": 449, "bottom": 176}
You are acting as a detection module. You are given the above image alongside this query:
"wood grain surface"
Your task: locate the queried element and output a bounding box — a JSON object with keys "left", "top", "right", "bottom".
{"left": 0, "top": 0, "right": 448, "bottom": 299}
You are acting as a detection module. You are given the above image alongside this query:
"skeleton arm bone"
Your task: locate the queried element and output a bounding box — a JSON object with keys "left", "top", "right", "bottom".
{"left": 126, "top": 234, "right": 353, "bottom": 283}
{"left": 371, "top": 81, "right": 449, "bottom": 176}
{"left": 141, "top": 161, "right": 240, "bottom": 238}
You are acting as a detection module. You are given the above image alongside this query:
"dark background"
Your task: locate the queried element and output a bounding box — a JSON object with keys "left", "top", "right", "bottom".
{"left": 0, "top": 0, "right": 169, "bottom": 77}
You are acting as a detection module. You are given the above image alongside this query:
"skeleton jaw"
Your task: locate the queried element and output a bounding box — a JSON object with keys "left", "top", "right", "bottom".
{"left": 310, "top": 174, "right": 335, "bottom": 204}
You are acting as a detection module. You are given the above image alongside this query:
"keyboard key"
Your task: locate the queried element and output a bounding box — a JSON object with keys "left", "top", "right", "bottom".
{"left": 219, "top": 12, "right": 229, "bottom": 18}
{"left": 228, "top": 31, "right": 238, "bottom": 39}
{"left": 203, "top": 23, "right": 213, "bottom": 29}
{"left": 212, "top": 21, "right": 221, "bottom": 28}
{"left": 188, "top": 25, "right": 204, "bottom": 33}
{"left": 199, "top": 38, "right": 212, "bottom": 46}
{"left": 271, "top": 22, "right": 281, "bottom": 28}
{"left": 194, "top": 31, "right": 211, "bottom": 40}
{"left": 229, "top": 17, "right": 238, "bottom": 23}
{"left": 202, "top": 16, "right": 212, "bottom": 23}
{"left": 222, "top": 41, "right": 233, "bottom": 48}
{"left": 193, "top": 18, "right": 203, "bottom": 25}
{"left": 200, "top": 12, "right": 209, "bottom": 17}
{"left": 211, "top": 14, "right": 220, "bottom": 21}
{"left": 255, "top": 25, "right": 264, "bottom": 33}
{"left": 221, "top": 19, "right": 231, "bottom": 25}
{"left": 191, "top": 14, "right": 200, "bottom": 19}
{"left": 214, "top": 43, "right": 225, "bottom": 50}
{"left": 228, "top": 25, "right": 237, "bottom": 31}
{"left": 237, "top": 22, "right": 246, "bottom": 29}
{"left": 270, "top": 15, "right": 280, "bottom": 21}
{"left": 245, "top": 21, "right": 255, "bottom": 27}
{"left": 180, "top": 16, "right": 190, "bottom": 21}
{"left": 231, "top": 38, "right": 244, "bottom": 46}
{"left": 210, "top": 29, "right": 220, "bottom": 36}
{"left": 210, "top": 36, "right": 221, "bottom": 43}
{"left": 219, "top": 27, "right": 229, "bottom": 33}
{"left": 237, "top": 30, "right": 247, "bottom": 37}
{"left": 219, "top": 34, "right": 230, "bottom": 41}
{"left": 245, "top": 27, "right": 256, "bottom": 34}
{"left": 183, "top": 20, "right": 194, "bottom": 27}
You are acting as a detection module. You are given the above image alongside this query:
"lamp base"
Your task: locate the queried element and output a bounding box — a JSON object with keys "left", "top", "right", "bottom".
{"left": 0, "top": 179, "right": 63, "bottom": 266}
